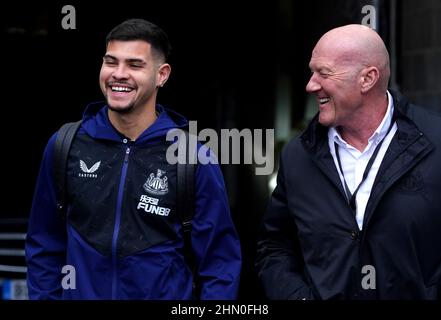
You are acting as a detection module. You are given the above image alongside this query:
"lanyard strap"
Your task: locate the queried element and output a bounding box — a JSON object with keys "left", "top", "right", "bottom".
{"left": 334, "top": 119, "right": 395, "bottom": 212}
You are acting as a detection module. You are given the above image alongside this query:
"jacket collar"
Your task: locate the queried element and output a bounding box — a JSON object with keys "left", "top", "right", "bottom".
{"left": 300, "top": 91, "right": 433, "bottom": 228}
{"left": 80, "top": 101, "right": 188, "bottom": 144}
{"left": 299, "top": 90, "right": 434, "bottom": 231}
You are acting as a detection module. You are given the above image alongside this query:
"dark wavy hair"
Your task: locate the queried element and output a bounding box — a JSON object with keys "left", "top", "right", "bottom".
{"left": 106, "top": 18, "right": 171, "bottom": 62}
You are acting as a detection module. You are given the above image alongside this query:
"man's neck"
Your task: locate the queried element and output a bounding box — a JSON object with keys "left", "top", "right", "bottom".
{"left": 338, "top": 94, "right": 389, "bottom": 152}
{"left": 108, "top": 103, "right": 157, "bottom": 141}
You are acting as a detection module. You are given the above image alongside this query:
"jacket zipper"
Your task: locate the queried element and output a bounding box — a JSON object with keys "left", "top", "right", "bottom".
{"left": 111, "top": 145, "right": 131, "bottom": 299}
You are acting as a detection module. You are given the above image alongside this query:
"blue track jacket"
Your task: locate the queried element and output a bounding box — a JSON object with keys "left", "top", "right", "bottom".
{"left": 26, "top": 103, "right": 241, "bottom": 299}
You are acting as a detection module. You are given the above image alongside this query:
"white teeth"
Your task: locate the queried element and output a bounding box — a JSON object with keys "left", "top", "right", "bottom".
{"left": 111, "top": 86, "right": 132, "bottom": 92}
{"left": 319, "top": 98, "right": 330, "bottom": 104}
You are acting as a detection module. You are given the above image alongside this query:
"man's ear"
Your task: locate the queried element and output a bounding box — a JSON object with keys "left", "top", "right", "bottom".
{"left": 360, "top": 66, "right": 379, "bottom": 93}
{"left": 157, "top": 63, "right": 171, "bottom": 88}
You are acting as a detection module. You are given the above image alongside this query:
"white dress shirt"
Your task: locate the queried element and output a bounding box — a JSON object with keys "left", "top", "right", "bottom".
{"left": 328, "top": 91, "right": 397, "bottom": 230}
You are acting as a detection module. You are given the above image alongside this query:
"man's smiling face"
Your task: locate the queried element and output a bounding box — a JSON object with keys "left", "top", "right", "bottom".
{"left": 99, "top": 40, "right": 159, "bottom": 114}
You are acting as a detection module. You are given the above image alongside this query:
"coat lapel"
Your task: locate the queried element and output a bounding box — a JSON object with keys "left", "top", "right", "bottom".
{"left": 362, "top": 109, "right": 434, "bottom": 229}
{"left": 301, "top": 116, "right": 351, "bottom": 210}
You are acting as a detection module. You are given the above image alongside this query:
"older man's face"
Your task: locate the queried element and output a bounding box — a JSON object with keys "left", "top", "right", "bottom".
{"left": 306, "top": 42, "right": 363, "bottom": 128}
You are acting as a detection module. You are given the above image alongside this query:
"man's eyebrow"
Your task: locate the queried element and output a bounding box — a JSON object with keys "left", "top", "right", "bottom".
{"left": 103, "top": 54, "right": 117, "bottom": 60}
{"left": 310, "top": 64, "right": 333, "bottom": 73}
{"left": 319, "top": 68, "right": 332, "bottom": 73}
{"left": 103, "top": 55, "right": 147, "bottom": 65}
{"left": 126, "top": 58, "right": 146, "bottom": 64}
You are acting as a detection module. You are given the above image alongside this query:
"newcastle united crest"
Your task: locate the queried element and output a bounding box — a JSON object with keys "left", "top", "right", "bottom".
{"left": 143, "top": 169, "right": 169, "bottom": 195}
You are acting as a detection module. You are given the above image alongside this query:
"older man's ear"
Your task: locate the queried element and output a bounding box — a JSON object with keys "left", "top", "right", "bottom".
{"left": 360, "top": 66, "right": 380, "bottom": 93}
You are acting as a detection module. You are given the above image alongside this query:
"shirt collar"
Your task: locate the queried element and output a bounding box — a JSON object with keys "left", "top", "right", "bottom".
{"left": 329, "top": 90, "right": 395, "bottom": 148}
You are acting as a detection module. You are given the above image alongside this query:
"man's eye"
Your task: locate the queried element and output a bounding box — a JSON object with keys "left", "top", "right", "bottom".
{"left": 105, "top": 61, "right": 117, "bottom": 66}
{"left": 311, "top": 70, "right": 330, "bottom": 78}
{"left": 130, "top": 64, "right": 143, "bottom": 68}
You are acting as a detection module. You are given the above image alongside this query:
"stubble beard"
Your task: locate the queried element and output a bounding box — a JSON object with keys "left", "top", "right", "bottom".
{"left": 107, "top": 100, "right": 135, "bottom": 115}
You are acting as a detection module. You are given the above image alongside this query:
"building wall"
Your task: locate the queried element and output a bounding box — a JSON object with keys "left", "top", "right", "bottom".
{"left": 400, "top": 0, "right": 441, "bottom": 112}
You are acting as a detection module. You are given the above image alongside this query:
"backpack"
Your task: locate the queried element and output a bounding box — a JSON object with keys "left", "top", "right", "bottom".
{"left": 53, "top": 121, "right": 199, "bottom": 295}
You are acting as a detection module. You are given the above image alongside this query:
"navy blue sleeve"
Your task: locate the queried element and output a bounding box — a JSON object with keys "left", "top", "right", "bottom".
{"left": 25, "top": 133, "right": 67, "bottom": 299}
{"left": 191, "top": 149, "right": 242, "bottom": 300}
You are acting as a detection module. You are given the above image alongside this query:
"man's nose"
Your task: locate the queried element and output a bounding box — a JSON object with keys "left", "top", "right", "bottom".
{"left": 306, "top": 74, "right": 321, "bottom": 93}
{"left": 112, "top": 65, "right": 129, "bottom": 79}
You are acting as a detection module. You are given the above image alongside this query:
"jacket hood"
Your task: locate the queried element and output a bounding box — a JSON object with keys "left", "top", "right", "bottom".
{"left": 80, "top": 101, "right": 188, "bottom": 144}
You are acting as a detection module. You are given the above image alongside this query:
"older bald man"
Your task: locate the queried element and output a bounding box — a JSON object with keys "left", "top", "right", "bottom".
{"left": 256, "top": 25, "right": 441, "bottom": 299}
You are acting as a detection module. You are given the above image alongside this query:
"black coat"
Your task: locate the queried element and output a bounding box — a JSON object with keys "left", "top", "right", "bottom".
{"left": 256, "top": 91, "right": 441, "bottom": 299}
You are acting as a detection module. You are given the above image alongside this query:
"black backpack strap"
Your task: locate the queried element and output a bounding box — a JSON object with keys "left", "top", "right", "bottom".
{"left": 177, "top": 130, "right": 196, "bottom": 234}
{"left": 176, "top": 130, "right": 198, "bottom": 296}
{"left": 54, "top": 120, "right": 82, "bottom": 218}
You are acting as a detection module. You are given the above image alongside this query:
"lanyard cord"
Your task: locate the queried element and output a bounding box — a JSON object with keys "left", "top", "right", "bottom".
{"left": 334, "top": 119, "right": 395, "bottom": 212}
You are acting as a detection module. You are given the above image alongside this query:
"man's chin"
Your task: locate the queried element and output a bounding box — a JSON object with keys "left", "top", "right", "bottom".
{"left": 107, "top": 102, "right": 134, "bottom": 114}
{"left": 318, "top": 115, "right": 334, "bottom": 127}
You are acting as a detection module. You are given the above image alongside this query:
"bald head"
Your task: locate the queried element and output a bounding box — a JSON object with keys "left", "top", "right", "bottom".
{"left": 313, "top": 24, "right": 390, "bottom": 91}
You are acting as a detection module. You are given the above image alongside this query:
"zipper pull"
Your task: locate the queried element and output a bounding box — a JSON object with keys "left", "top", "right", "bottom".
{"left": 124, "top": 147, "right": 131, "bottom": 162}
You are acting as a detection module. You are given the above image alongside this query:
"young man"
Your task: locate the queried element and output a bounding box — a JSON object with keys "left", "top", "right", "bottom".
{"left": 26, "top": 19, "right": 241, "bottom": 300}
{"left": 256, "top": 24, "right": 441, "bottom": 299}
